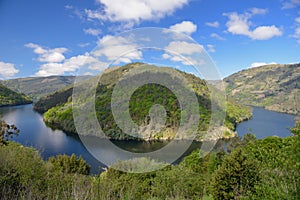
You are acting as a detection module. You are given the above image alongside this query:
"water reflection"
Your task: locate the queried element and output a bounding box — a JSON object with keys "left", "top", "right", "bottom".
{"left": 0, "top": 104, "right": 296, "bottom": 174}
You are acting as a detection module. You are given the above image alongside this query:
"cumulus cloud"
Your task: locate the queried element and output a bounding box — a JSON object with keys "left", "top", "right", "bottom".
{"left": 78, "top": 42, "right": 90, "bottom": 48}
{"left": 83, "top": 28, "right": 102, "bottom": 36}
{"left": 206, "top": 44, "right": 215, "bottom": 53}
{"left": 165, "top": 41, "right": 204, "bottom": 55}
{"left": 293, "top": 16, "right": 300, "bottom": 43}
{"left": 294, "top": 27, "right": 300, "bottom": 43}
{"left": 205, "top": 21, "right": 219, "bottom": 28}
{"left": 0, "top": 61, "right": 19, "bottom": 78}
{"left": 93, "top": 35, "right": 143, "bottom": 63}
{"left": 249, "top": 62, "right": 277, "bottom": 68}
{"left": 248, "top": 7, "right": 268, "bottom": 15}
{"left": 25, "top": 43, "right": 67, "bottom": 63}
{"left": 210, "top": 33, "right": 225, "bottom": 40}
{"left": 35, "top": 53, "right": 106, "bottom": 76}
{"left": 25, "top": 42, "right": 107, "bottom": 76}
{"left": 223, "top": 8, "right": 282, "bottom": 40}
{"left": 163, "top": 41, "right": 205, "bottom": 66}
{"left": 282, "top": 0, "right": 300, "bottom": 9}
{"left": 85, "top": 0, "right": 189, "bottom": 26}
{"left": 168, "top": 21, "right": 197, "bottom": 35}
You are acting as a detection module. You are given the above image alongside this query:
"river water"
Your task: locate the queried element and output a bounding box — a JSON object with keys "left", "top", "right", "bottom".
{"left": 0, "top": 104, "right": 296, "bottom": 174}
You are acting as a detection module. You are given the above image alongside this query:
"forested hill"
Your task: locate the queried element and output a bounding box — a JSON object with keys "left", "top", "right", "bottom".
{"left": 225, "top": 63, "right": 300, "bottom": 115}
{"left": 34, "top": 62, "right": 251, "bottom": 141}
{"left": 0, "top": 83, "right": 32, "bottom": 106}
{"left": 1, "top": 76, "right": 90, "bottom": 101}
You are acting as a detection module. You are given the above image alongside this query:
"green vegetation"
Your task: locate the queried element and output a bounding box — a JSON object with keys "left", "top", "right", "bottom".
{"left": 35, "top": 63, "right": 251, "bottom": 141}
{"left": 48, "top": 154, "right": 90, "bottom": 175}
{"left": 225, "top": 63, "right": 300, "bottom": 115}
{"left": 1, "top": 76, "right": 90, "bottom": 102}
{"left": 1, "top": 122, "right": 299, "bottom": 199}
{"left": 0, "top": 83, "right": 32, "bottom": 106}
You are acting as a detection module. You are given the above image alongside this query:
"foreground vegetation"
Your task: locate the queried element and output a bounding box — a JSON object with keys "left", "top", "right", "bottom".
{"left": 1, "top": 119, "right": 299, "bottom": 200}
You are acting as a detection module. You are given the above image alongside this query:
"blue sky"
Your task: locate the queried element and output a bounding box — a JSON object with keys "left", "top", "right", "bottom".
{"left": 0, "top": 0, "right": 299, "bottom": 79}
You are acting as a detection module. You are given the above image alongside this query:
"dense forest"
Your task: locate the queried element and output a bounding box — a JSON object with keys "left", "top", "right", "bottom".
{"left": 35, "top": 63, "right": 251, "bottom": 141}
{"left": 1, "top": 119, "right": 299, "bottom": 199}
{"left": 0, "top": 83, "right": 32, "bottom": 106}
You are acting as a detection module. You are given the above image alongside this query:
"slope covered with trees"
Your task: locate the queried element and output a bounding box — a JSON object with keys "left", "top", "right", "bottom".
{"left": 35, "top": 63, "right": 251, "bottom": 141}
{"left": 225, "top": 63, "right": 300, "bottom": 115}
{"left": 0, "top": 83, "right": 32, "bottom": 106}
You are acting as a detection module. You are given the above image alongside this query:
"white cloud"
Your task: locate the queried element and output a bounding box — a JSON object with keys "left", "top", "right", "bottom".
{"left": 205, "top": 21, "right": 219, "bottom": 28}
{"left": 210, "top": 33, "right": 225, "bottom": 40}
{"left": 250, "top": 26, "right": 283, "bottom": 40}
{"left": 25, "top": 43, "right": 67, "bottom": 63}
{"left": 168, "top": 21, "right": 197, "bottom": 35}
{"left": 293, "top": 16, "right": 300, "bottom": 43}
{"left": 85, "top": 0, "right": 189, "bottom": 26}
{"left": 293, "top": 27, "right": 300, "bottom": 44}
{"left": 78, "top": 42, "right": 90, "bottom": 48}
{"left": 206, "top": 44, "right": 215, "bottom": 53}
{"left": 249, "top": 62, "right": 277, "bottom": 68}
{"left": 35, "top": 53, "right": 106, "bottom": 76}
{"left": 65, "top": 5, "right": 73, "bottom": 10}
{"left": 223, "top": 8, "right": 282, "bottom": 40}
{"left": 0, "top": 61, "right": 19, "bottom": 78}
{"left": 165, "top": 41, "right": 204, "bottom": 55}
{"left": 93, "top": 35, "right": 142, "bottom": 63}
{"left": 282, "top": 0, "right": 300, "bottom": 9}
{"left": 83, "top": 28, "right": 102, "bottom": 36}
{"left": 248, "top": 7, "right": 268, "bottom": 15}
{"left": 163, "top": 41, "right": 205, "bottom": 66}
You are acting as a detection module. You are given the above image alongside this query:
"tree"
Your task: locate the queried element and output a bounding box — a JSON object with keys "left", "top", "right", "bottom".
{"left": 0, "top": 120, "right": 19, "bottom": 146}
{"left": 211, "top": 148, "right": 260, "bottom": 200}
{"left": 47, "top": 154, "right": 90, "bottom": 175}
{"left": 290, "top": 122, "right": 300, "bottom": 136}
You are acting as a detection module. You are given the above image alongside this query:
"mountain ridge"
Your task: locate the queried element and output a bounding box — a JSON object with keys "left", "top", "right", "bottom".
{"left": 224, "top": 63, "right": 300, "bottom": 115}
{"left": 1, "top": 76, "right": 90, "bottom": 102}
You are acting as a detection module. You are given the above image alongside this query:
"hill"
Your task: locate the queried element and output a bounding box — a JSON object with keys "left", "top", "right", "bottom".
{"left": 35, "top": 63, "right": 251, "bottom": 141}
{"left": 1, "top": 76, "right": 90, "bottom": 101}
{"left": 225, "top": 63, "right": 300, "bottom": 115}
{"left": 0, "top": 83, "right": 32, "bottom": 106}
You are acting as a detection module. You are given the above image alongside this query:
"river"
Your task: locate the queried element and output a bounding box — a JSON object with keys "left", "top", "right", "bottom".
{"left": 0, "top": 104, "right": 296, "bottom": 174}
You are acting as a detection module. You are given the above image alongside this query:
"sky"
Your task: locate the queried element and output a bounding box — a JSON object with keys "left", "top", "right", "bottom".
{"left": 0, "top": 0, "right": 299, "bottom": 79}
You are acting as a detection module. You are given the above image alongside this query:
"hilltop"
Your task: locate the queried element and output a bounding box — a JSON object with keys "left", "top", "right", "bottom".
{"left": 0, "top": 83, "right": 32, "bottom": 106}
{"left": 35, "top": 63, "right": 251, "bottom": 141}
{"left": 225, "top": 63, "right": 300, "bottom": 115}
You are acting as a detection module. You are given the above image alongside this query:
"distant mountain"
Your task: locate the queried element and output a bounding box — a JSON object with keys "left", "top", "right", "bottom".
{"left": 35, "top": 63, "right": 251, "bottom": 141}
{"left": 225, "top": 63, "right": 300, "bottom": 115}
{"left": 1, "top": 76, "right": 90, "bottom": 101}
{"left": 0, "top": 83, "right": 32, "bottom": 106}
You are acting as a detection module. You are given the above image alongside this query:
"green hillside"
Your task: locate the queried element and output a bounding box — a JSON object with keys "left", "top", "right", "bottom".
{"left": 225, "top": 63, "right": 300, "bottom": 115}
{"left": 0, "top": 83, "right": 32, "bottom": 106}
{"left": 35, "top": 63, "right": 251, "bottom": 141}
{"left": 1, "top": 76, "right": 90, "bottom": 101}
